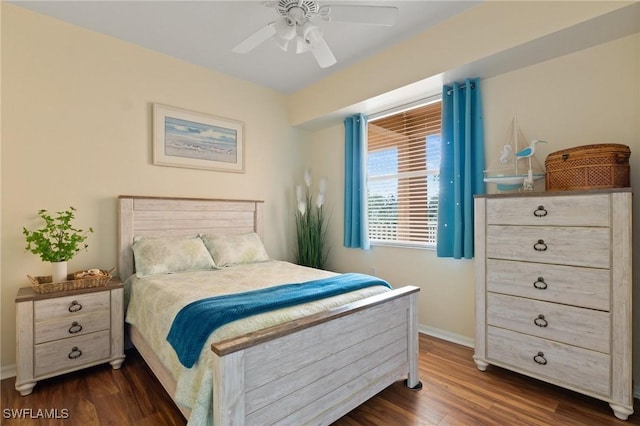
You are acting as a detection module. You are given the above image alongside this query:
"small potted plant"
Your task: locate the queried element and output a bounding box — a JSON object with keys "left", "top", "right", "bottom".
{"left": 23, "top": 207, "right": 93, "bottom": 282}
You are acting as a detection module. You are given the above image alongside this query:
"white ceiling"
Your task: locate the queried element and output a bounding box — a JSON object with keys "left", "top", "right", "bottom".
{"left": 10, "top": 0, "right": 480, "bottom": 94}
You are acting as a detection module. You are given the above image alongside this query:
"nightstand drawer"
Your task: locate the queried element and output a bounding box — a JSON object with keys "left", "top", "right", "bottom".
{"left": 487, "top": 326, "right": 610, "bottom": 397}
{"left": 34, "top": 291, "right": 110, "bottom": 322}
{"left": 34, "top": 330, "right": 110, "bottom": 377}
{"left": 34, "top": 310, "right": 110, "bottom": 344}
{"left": 487, "top": 293, "right": 610, "bottom": 353}
{"left": 486, "top": 225, "right": 610, "bottom": 268}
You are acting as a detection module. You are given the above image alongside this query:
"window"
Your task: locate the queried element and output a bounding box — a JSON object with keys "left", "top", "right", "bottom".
{"left": 367, "top": 99, "right": 441, "bottom": 247}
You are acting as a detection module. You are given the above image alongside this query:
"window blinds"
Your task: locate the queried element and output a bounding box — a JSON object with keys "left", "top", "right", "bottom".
{"left": 367, "top": 101, "right": 442, "bottom": 245}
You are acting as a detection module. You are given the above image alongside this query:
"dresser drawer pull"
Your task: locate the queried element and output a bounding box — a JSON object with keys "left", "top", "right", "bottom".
{"left": 68, "top": 301, "right": 83, "bottom": 313}
{"left": 68, "top": 321, "right": 83, "bottom": 334}
{"left": 533, "top": 351, "right": 547, "bottom": 365}
{"left": 68, "top": 347, "right": 83, "bottom": 359}
{"left": 533, "top": 277, "right": 548, "bottom": 289}
{"left": 533, "top": 240, "right": 548, "bottom": 251}
{"left": 533, "top": 205, "right": 548, "bottom": 217}
{"left": 534, "top": 314, "right": 548, "bottom": 327}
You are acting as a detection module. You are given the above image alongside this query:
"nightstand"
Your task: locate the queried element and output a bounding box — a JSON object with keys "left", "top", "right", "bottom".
{"left": 15, "top": 279, "right": 125, "bottom": 396}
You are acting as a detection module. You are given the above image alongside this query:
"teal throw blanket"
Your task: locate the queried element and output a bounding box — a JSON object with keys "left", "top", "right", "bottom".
{"left": 167, "top": 273, "right": 391, "bottom": 368}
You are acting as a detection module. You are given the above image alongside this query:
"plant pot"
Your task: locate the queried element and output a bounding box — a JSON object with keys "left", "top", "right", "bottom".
{"left": 51, "top": 261, "right": 68, "bottom": 283}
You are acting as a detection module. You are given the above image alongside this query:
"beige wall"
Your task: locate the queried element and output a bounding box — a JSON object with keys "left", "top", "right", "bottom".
{"left": 1, "top": 5, "right": 309, "bottom": 369}
{"left": 310, "top": 32, "right": 640, "bottom": 368}
{"left": 288, "top": 1, "right": 633, "bottom": 128}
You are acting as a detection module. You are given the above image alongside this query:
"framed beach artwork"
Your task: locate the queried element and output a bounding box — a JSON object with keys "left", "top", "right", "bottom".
{"left": 152, "top": 104, "right": 244, "bottom": 173}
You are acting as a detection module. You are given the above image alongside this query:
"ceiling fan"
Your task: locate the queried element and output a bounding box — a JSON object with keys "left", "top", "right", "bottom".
{"left": 232, "top": 0, "right": 399, "bottom": 68}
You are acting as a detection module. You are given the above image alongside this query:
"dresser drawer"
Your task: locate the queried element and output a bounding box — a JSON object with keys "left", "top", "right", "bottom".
{"left": 34, "top": 291, "right": 110, "bottom": 322}
{"left": 486, "top": 194, "right": 610, "bottom": 226}
{"left": 486, "top": 259, "right": 610, "bottom": 311}
{"left": 487, "top": 326, "right": 610, "bottom": 397}
{"left": 487, "top": 225, "right": 610, "bottom": 268}
{"left": 487, "top": 293, "right": 610, "bottom": 353}
{"left": 34, "top": 310, "right": 110, "bottom": 344}
{"left": 34, "top": 330, "right": 110, "bottom": 377}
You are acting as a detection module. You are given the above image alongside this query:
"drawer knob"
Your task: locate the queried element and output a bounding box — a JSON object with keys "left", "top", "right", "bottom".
{"left": 533, "top": 277, "right": 548, "bottom": 290}
{"left": 68, "top": 321, "right": 83, "bottom": 334}
{"left": 68, "top": 300, "right": 83, "bottom": 313}
{"left": 534, "top": 314, "right": 548, "bottom": 328}
{"left": 533, "top": 239, "right": 548, "bottom": 251}
{"left": 68, "top": 347, "right": 83, "bottom": 359}
{"left": 533, "top": 351, "right": 547, "bottom": 365}
{"left": 533, "top": 205, "right": 548, "bottom": 217}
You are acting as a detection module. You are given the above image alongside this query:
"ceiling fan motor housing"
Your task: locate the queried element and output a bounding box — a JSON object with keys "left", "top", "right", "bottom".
{"left": 275, "top": 0, "right": 319, "bottom": 20}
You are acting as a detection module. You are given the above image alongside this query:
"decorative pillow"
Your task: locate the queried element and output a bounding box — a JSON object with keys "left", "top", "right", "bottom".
{"left": 132, "top": 236, "right": 216, "bottom": 278}
{"left": 201, "top": 232, "right": 270, "bottom": 267}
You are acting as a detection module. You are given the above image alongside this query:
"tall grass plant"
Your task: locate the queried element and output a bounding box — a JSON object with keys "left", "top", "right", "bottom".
{"left": 295, "top": 170, "right": 329, "bottom": 269}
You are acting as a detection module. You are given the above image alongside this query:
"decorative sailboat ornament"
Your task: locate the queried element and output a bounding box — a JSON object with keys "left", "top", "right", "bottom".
{"left": 483, "top": 117, "right": 546, "bottom": 191}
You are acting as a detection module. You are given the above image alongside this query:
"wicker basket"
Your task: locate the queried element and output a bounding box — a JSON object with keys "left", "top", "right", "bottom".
{"left": 27, "top": 268, "right": 114, "bottom": 294}
{"left": 545, "top": 143, "right": 631, "bottom": 191}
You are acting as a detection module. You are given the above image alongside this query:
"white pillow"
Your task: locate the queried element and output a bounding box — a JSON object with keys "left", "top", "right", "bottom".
{"left": 201, "top": 232, "right": 270, "bottom": 267}
{"left": 132, "top": 236, "right": 216, "bottom": 278}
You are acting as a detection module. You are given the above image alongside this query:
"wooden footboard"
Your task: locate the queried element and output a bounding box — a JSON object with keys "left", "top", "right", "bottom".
{"left": 129, "top": 286, "right": 419, "bottom": 425}
{"left": 211, "top": 286, "right": 420, "bottom": 425}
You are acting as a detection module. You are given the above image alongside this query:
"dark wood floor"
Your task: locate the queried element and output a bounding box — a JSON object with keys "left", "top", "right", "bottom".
{"left": 2, "top": 334, "right": 639, "bottom": 425}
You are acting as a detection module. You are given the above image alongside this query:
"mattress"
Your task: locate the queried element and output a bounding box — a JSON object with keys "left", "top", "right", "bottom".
{"left": 124, "top": 260, "right": 390, "bottom": 425}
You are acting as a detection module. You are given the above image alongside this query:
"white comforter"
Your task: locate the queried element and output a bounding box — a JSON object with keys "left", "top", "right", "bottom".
{"left": 124, "top": 260, "right": 390, "bottom": 425}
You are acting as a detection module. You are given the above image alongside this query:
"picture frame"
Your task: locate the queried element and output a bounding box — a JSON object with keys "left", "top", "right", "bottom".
{"left": 152, "top": 104, "right": 244, "bottom": 173}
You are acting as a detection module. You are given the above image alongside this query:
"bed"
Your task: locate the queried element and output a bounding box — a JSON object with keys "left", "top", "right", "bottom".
{"left": 118, "top": 195, "right": 421, "bottom": 425}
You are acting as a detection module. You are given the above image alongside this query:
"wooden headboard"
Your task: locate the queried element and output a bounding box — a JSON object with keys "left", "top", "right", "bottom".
{"left": 118, "top": 195, "right": 264, "bottom": 281}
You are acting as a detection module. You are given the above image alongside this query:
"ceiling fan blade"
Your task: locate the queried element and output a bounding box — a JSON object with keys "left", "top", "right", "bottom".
{"left": 308, "top": 34, "right": 336, "bottom": 68}
{"left": 232, "top": 22, "right": 277, "bottom": 54}
{"left": 301, "top": 23, "right": 336, "bottom": 68}
{"left": 318, "top": 5, "right": 398, "bottom": 26}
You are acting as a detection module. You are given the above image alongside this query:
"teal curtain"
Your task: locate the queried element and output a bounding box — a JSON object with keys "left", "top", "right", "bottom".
{"left": 344, "top": 114, "right": 369, "bottom": 249}
{"left": 437, "top": 78, "right": 485, "bottom": 259}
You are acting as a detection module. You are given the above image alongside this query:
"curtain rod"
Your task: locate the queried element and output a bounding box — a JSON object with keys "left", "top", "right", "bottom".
{"left": 446, "top": 82, "right": 476, "bottom": 96}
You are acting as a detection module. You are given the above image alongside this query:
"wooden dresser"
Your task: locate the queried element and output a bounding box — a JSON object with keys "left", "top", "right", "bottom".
{"left": 473, "top": 189, "right": 632, "bottom": 420}
{"left": 15, "top": 280, "right": 125, "bottom": 396}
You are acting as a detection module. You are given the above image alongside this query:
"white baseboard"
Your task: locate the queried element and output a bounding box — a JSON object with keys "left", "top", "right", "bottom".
{"left": 419, "top": 324, "right": 474, "bottom": 348}
{"left": 0, "top": 325, "right": 470, "bottom": 381}
{"left": 1, "top": 364, "right": 16, "bottom": 380}
{"left": 4, "top": 326, "right": 639, "bottom": 401}
{"left": 1, "top": 326, "right": 473, "bottom": 379}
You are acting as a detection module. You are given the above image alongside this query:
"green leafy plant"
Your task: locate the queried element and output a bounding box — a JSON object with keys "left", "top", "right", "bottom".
{"left": 23, "top": 207, "right": 93, "bottom": 262}
{"left": 295, "top": 170, "right": 329, "bottom": 269}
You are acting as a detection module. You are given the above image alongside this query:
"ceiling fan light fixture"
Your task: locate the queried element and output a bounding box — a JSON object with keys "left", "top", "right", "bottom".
{"left": 300, "top": 21, "right": 319, "bottom": 43}
{"left": 272, "top": 35, "right": 290, "bottom": 52}
{"left": 274, "top": 16, "right": 296, "bottom": 40}
{"left": 295, "top": 36, "right": 309, "bottom": 54}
